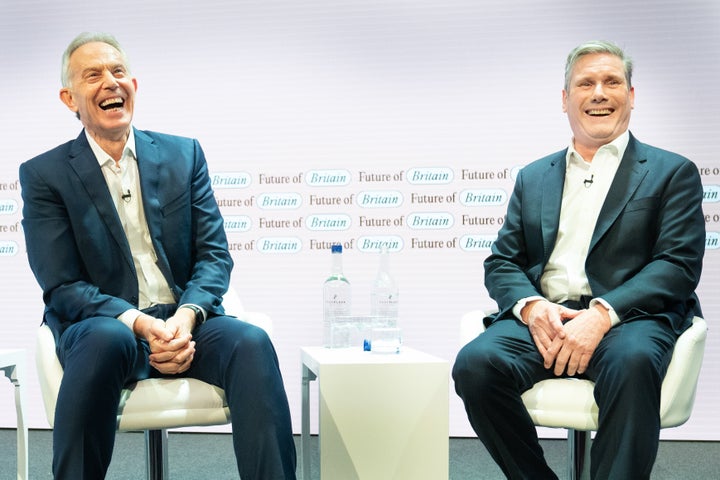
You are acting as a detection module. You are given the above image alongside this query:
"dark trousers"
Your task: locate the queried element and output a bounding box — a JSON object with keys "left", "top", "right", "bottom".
{"left": 452, "top": 316, "right": 677, "bottom": 480}
{"left": 53, "top": 306, "right": 297, "bottom": 479}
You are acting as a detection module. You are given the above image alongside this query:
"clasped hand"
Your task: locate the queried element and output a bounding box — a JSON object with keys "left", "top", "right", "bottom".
{"left": 136, "top": 312, "right": 196, "bottom": 375}
{"left": 523, "top": 300, "right": 611, "bottom": 377}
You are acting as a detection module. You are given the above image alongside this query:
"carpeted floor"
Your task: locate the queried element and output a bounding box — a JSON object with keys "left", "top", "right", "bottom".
{"left": 0, "top": 429, "right": 717, "bottom": 479}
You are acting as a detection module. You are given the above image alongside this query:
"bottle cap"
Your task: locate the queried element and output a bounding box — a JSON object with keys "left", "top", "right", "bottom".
{"left": 331, "top": 244, "right": 342, "bottom": 254}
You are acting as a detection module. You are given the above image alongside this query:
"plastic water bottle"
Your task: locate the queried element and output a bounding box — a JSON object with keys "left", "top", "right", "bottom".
{"left": 370, "top": 245, "right": 399, "bottom": 326}
{"left": 323, "top": 244, "right": 351, "bottom": 347}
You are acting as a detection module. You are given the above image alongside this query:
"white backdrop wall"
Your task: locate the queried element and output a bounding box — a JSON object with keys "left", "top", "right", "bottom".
{"left": 1, "top": 0, "right": 718, "bottom": 441}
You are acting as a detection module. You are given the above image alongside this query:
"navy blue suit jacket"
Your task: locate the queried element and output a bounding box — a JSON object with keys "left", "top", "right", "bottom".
{"left": 20, "top": 128, "right": 233, "bottom": 340}
{"left": 484, "top": 133, "right": 704, "bottom": 334}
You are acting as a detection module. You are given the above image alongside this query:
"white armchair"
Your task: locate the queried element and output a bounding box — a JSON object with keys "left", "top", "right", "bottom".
{"left": 460, "top": 310, "right": 707, "bottom": 480}
{"left": 35, "top": 292, "right": 272, "bottom": 480}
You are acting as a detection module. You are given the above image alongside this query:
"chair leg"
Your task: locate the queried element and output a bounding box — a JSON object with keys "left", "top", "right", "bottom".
{"left": 567, "top": 429, "right": 591, "bottom": 480}
{"left": 145, "top": 429, "right": 169, "bottom": 480}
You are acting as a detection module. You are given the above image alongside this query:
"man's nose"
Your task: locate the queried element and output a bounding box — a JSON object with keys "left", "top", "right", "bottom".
{"left": 592, "top": 82, "right": 606, "bottom": 99}
{"left": 101, "top": 69, "right": 119, "bottom": 88}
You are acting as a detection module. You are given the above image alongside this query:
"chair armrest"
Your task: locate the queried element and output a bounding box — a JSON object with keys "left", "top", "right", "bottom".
{"left": 659, "top": 316, "right": 707, "bottom": 427}
{"left": 460, "top": 309, "right": 489, "bottom": 346}
{"left": 222, "top": 287, "right": 274, "bottom": 337}
{"left": 35, "top": 324, "right": 62, "bottom": 427}
{"left": 236, "top": 311, "right": 274, "bottom": 338}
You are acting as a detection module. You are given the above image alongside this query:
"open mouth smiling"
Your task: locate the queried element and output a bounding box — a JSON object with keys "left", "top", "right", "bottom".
{"left": 586, "top": 108, "right": 613, "bottom": 117}
{"left": 99, "top": 97, "right": 124, "bottom": 110}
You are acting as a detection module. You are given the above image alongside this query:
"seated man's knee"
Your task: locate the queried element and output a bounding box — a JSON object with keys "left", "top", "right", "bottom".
{"left": 595, "top": 329, "right": 672, "bottom": 387}
{"left": 453, "top": 342, "right": 499, "bottom": 395}
{"left": 212, "top": 317, "right": 273, "bottom": 354}
{"left": 58, "top": 318, "right": 140, "bottom": 381}
{"left": 92, "top": 319, "right": 136, "bottom": 348}
{"left": 607, "top": 346, "right": 661, "bottom": 381}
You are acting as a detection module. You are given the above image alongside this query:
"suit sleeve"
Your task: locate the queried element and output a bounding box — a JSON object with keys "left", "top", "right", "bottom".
{"left": 484, "top": 167, "right": 549, "bottom": 320}
{"left": 171, "top": 139, "right": 233, "bottom": 314}
{"left": 19, "top": 161, "right": 137, "bottom": 323}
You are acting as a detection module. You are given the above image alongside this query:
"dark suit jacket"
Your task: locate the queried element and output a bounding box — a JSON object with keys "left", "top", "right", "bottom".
{"left": 484, "top": 133, "right": 704, "bottom": 334}
{"left": 20, "top": 128, "right": 233, "bottom": 340}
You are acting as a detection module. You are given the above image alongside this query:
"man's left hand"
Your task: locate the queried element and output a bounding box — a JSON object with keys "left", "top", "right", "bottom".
{"left": 545, "top": 305, "right": 611, "bottom": 376}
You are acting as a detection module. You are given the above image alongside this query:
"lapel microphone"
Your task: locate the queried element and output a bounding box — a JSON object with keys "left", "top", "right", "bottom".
{"left": 583, "top": 174, "right": 594, "bottom": 188}
{"left": 122, "top": 189, "right": 132, "bottom": 202}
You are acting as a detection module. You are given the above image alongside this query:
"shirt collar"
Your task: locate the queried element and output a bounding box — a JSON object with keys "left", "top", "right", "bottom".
{"left": 566, "top": 130, "right": 630, "bottom": 166}
{"left": 85, "top": 128, "right": 137, "bottom": 167}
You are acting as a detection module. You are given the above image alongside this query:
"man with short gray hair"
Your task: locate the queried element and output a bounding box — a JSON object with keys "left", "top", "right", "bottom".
{"left": 453, "top": 40, "right": 704, "bottom": 479}
{"left": 21, "top": 32, "right": 297, "bottom": 479}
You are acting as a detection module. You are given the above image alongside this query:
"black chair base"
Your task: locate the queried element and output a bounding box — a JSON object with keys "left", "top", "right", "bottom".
{"left": 568, "top": 428, "right": 591, "bottom": 480}
{"left": 145, "top": 429, "right": 169, "bottom": 480}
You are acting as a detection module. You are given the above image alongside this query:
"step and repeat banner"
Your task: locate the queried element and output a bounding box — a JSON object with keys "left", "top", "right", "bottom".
{"left": 1, "top": 0, "right": 719, "bottom": 440}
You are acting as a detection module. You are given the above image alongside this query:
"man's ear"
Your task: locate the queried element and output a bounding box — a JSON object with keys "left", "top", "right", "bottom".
{"left": 59, "top": 88, "right": 78, "bottom": 114}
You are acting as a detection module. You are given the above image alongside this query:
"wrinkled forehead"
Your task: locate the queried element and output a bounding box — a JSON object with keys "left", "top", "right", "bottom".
{"left": 69, "top": 41, "right": 127, "bottom": 72}
{"left": 72, "top": 41, "right": 123, "bottom": 60}
{"left": 570, "top": 53, "right": 626, "bottom": 79}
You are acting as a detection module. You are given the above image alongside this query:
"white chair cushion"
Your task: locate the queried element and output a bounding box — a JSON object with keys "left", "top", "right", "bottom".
{"left": 522, "top": 378, "right": 598, "bottom": 430}
{"left": 117, "top": 378, "right": 229, "bottom": 431}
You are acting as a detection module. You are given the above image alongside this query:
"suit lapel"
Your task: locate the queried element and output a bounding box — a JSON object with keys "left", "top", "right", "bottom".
{"left": 134, "top": 129, "right": 162, "bottom": 237}
{"left": 67, "top": 132, "right": 135, "bottom": 270}
{"left": 134, "top": 129, "right": 177, "bottom": 292}
{"left": 590, "top": 135, "right": 649, "bottom": 251}
{"left": 541, "top": 152, "right": 566, "bottom": 261}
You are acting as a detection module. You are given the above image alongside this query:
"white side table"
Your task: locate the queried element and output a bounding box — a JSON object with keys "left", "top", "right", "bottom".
{"left": 300, "top": 346, "right": 449, "bottom": 480}
{"left": 0, "top": 349, "right": 29, "bottom": 480}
